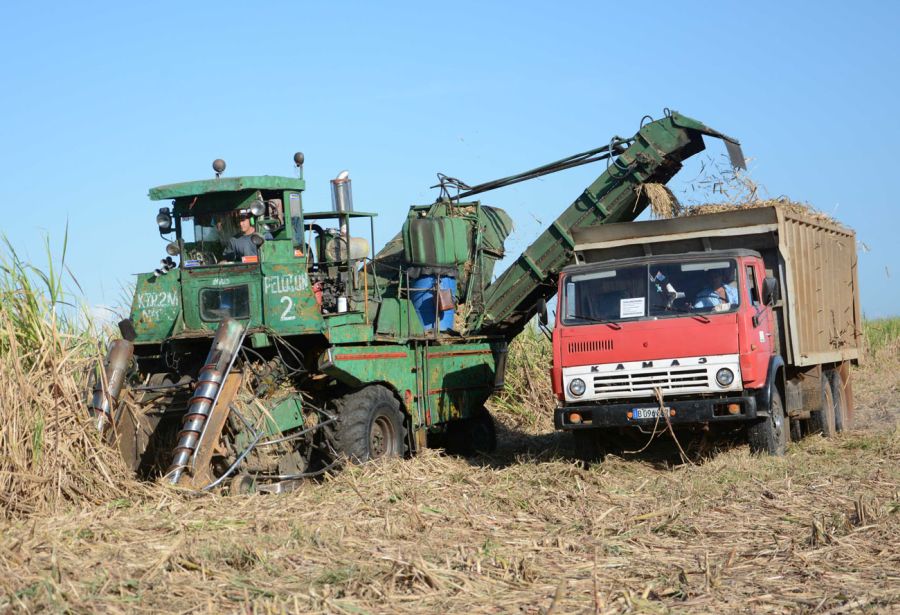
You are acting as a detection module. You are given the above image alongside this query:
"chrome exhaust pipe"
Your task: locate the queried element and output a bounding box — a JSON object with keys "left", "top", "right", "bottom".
{"left": 167, "top": 318, "right": 246, "bottom": 484}
{"left": 88, "top": 339, "right": 135, "bottom": 433}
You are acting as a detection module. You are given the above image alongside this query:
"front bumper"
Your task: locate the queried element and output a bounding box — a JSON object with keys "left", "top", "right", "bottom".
{"left": 555, "top": 395, "right": 758, "bottom": 430}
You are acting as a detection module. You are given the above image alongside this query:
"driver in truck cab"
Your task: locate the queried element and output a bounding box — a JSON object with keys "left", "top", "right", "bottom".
{"left": 693, "top": 269, "right": 738, "bottom": 309}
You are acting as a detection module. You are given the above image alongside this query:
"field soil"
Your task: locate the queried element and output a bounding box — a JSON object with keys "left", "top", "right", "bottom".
{"left": 1, "top": 329, "right": 898, "bottom": 613}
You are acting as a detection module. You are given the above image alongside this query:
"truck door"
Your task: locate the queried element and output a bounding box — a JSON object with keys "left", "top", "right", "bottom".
{"left": 745, "top": 262, "right": 774, "bottom": 357}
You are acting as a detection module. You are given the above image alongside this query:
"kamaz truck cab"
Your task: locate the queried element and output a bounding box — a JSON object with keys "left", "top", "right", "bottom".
{"left": 552, "top": 207, "right": 860, "bottom": 461}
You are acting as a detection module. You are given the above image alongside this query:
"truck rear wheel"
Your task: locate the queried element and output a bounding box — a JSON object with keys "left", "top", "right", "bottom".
{"left": 748, "top": 388, "right": 788, "bottom": 456}
{"left": 809, "top": 371, "right": 837, "bottom": 437}
{"left": 331, "top": 385, "right": 407, "bottom": 463}
{"left": 831, "top": 370, "right": 850, "bottom": 432}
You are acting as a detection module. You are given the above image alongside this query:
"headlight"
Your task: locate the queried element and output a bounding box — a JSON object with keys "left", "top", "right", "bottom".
{"left": 156, "top": 207, "right": 173, "bottom": 233}
{"left": 165, "top": 241, "right": 181, "bottom": 256}
{"left": 568, "top": 378, "right": 586, "bottom": 397}
{"left": 249, "top": 198, "right": 266, "bottom": 217}
{"left": 716, "top": 368, "right": 734, "bottom": 387}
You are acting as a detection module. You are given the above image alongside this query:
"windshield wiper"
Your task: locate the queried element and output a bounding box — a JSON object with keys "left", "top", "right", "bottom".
{"left": 568, "top": 313, "right": 622, "bottom": 330}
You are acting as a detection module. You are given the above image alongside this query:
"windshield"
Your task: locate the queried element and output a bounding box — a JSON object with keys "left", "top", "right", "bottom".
{"left": 180, "top": 212, "right": 257, "bottom": 266}
{"left": 561, "top": 259, "right": 739, "bottom": 324}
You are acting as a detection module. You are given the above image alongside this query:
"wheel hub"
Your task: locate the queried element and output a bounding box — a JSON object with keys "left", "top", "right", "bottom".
{"left": 370, "top": 415, "right": 395, "bottom": 458}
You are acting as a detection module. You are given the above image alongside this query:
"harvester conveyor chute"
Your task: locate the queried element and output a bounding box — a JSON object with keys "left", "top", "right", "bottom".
{"left": 471, "top": 111, "right": 744, "bottom": 339}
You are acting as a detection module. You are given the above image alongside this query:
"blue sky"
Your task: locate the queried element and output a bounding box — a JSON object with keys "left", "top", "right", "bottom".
{"left": 1, "top": 1, "right": 898, "bottom": 318}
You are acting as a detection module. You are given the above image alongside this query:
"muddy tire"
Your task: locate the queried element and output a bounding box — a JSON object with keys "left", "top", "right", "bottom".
{"left": 331, "top": 386, "right": 407, "bottom": 463}
{"left": 748, "top": 388, "right": 788, "bottom": 456}
{"left": 831, "top": 370, "right": 850, "bottom": 432}
{"left": 573, "top": 430, "right": 606, "bottom": 466}
{"left": 809, "top": 371, "right": 837, "bottom": 437}
{"left": 446, "top": 407, "right": 497, "bottom": 456}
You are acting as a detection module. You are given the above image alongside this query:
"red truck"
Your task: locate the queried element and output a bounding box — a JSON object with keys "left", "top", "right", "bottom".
{"left": 549, "top": 206, "right": 861, "bottom": 459}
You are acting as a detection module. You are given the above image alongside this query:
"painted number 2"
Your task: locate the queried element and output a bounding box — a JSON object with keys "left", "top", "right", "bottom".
{"left": 280, "top": 296, "right": 296, "bottom": 321}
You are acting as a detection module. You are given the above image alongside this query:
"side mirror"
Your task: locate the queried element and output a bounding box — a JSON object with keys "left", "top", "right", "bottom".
{"left": 536, "top": 297, "right": 548, "bottom": 326}
{"left": 762, "top": 276, "right": 778, "bottom": 306}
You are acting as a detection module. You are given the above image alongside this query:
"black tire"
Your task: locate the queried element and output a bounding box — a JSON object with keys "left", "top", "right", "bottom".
{"left": 831, "top": 369, "right": 850, "bottom": 432}
{"left": 808, "top": 370, "right": 837, "bottom": 437}
{"left": 789, "top": 418, "right": 803, "bottom": 443}
{"left": 748, "top": 388, "right": 788, "bottom": 456}
{"left": 331, "top": 385, "right": 407, "bottom": 463}
{"left": 573, "top": 430, "right": 606, "bottom": 466}
{"left": 446, "top": 407, "right": 497, "bottom": 456}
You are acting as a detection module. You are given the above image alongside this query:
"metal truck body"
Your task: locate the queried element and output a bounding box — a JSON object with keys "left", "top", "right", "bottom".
{"left": 90, "top": 111, "right": 744, "bottom": 490}
{"left": 552, "top": 206, "right": 861, "bottom": 456}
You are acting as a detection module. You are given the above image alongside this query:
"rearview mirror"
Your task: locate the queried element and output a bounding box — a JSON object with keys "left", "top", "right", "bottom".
{"left": 762, "top": 276, "right": 778, "bottom": 306}
{"left": 536, "top": 297, "right": 548, "bottom": 326}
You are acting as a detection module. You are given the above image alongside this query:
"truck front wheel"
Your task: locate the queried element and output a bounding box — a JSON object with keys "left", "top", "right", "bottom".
{"left": 331, "top": 386, "right": 407, "bottom": 463}
{"left": 573, "top": 430, "right": 606, "bottom": 466}
{"left": 748, "top": 388, "right": 788, "bottom": 456}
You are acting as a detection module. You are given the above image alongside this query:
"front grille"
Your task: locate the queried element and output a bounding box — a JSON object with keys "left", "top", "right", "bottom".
{"left": 593, "top": 367, "right": 709, "bottom": 395}
{"left": 568, "top": 339, "right": 613, "bottom": 353}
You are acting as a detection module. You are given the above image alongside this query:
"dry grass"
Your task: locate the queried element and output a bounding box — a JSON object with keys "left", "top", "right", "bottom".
{"left": 653, "top": 161, "right": 847, "bottom": 227}
{"left": 0, "top": 242, "right": 897, "bottom": 613}
{"left": 0, "top": 238, "right": 149, "bottom": 519}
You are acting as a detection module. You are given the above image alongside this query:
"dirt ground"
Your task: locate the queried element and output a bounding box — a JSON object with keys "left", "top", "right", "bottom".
{"left": 0, "top": 362, "right": 897, "bottom": 614}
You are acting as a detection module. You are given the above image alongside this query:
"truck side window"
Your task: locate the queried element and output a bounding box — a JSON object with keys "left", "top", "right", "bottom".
{"left": 746, "top": 265, "right": 760, "bottom": 306}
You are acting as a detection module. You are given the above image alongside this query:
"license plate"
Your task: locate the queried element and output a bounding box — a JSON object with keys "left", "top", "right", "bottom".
{"left": 630, "top": 407, "right": 669, "bottom": 420}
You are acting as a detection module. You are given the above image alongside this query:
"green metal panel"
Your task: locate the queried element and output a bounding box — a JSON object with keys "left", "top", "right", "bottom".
{"left": 374, "top": 298, "right": 426, "bottom": 340}
{"left": 150, "top": 176, "right": 306, "bottom": 200}
{"left": 266, "top": 395, "right": 305, "bottom": 433}
{"left": 320, "top": 344, "right": 417, "bottom": 396}
{"left": 403, "top": 216, "right": 471, "bottom": 266}
{"left": 130, "top": 271, "right": 182, "bottom": 342}
{"left": 261, "top": 261, "right": 324, "bottom": 335}
{"left": 422, "top": 342, "right": 498, "bottom": 424}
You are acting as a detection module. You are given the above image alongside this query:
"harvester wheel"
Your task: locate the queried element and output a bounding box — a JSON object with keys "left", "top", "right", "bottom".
{"left": 808, "top": 371, "right": 837, "bottom": 437}
{"left": 748, "top": 388, "right": 788, "bottom": 456}
{"left": 332, "top": 385, "right": 407, "bottom": 463}
{"left": 446, "top": 406, "right": 497, "bottom": 456}
{"left": 573, "top": 430, "right": 606, "bottom": 466}
{"left": 831, "top": 370, "right": 850, "bottom": 432}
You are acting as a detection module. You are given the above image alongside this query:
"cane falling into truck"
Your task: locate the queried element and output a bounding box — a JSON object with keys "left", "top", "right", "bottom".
{"left": 88, "top": 111, "right": 745, "bottom": 490}
{"left": 551, "top": 207, "right": 862, "bottom": 460}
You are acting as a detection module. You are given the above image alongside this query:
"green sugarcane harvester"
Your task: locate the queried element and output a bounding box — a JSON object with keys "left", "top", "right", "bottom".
{"left": 89, "top": 111, "right": 744, "bottom": 491}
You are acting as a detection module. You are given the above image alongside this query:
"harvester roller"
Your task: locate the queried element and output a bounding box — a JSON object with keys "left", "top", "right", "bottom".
{"left": 166, "top": 318, "right": 246, "bottom": 484}
{"left": 88, "top": 339, "right": 135, "bottom": 433}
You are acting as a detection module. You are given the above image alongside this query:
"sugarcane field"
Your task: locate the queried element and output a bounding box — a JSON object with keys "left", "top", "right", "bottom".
{"left": 2, "top": 3, "right": 899, "bottom": 614}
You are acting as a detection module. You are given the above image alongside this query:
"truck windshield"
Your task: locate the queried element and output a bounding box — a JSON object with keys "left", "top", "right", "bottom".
{"left": 562, "top": 259, "right": 739, "bottom": 324}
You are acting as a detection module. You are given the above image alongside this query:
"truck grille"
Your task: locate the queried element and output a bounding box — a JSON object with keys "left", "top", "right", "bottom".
{"left": 568, "top": 339, "right": 613, "bottom": 353}
{"left": 592, "top": 367, "right": 709, "bottom": 395}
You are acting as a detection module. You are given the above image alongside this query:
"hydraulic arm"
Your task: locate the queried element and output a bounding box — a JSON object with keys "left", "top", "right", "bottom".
{"left": 467, "top": 111, "right": 744, "bottom": 339}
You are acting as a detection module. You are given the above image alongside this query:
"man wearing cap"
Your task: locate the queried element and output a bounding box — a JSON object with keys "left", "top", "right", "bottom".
{"left": 223, "top": 210, "right": 260, "bottom": 261}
